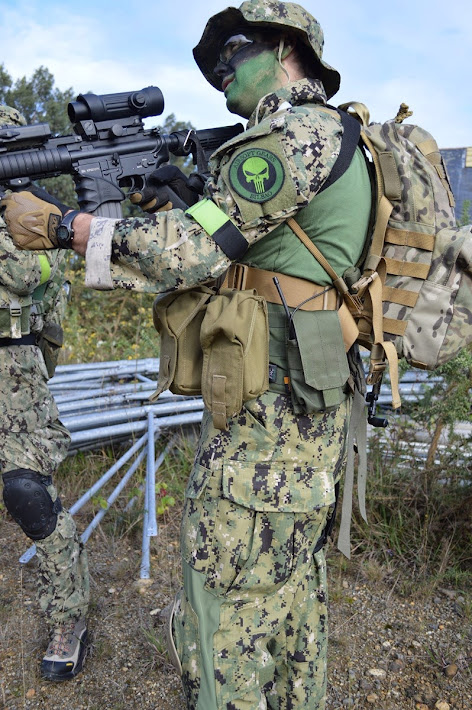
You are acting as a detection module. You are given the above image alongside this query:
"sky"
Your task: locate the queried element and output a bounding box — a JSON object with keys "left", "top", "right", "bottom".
{"left": 0, "top": 0, "right": 471, "bottom": 149}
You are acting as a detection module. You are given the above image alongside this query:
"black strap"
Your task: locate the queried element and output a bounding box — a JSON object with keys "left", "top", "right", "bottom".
{"left": 319, "top": 108, "right": 361, "bottom": 193}
{"left": 0, "top": 333, "right": 37, "bottom": 347}
{"left": 211, "top": 221, "right": 249, "bottom": 260}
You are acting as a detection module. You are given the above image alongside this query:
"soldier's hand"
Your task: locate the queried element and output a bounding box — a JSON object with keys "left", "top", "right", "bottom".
{"left": 130, "top": 166, "right": 205, "bottom": 213}
{"left": 0, "top": 190, "right": 62, "bottom": 249}
{"left": 26, "top": 185, "right": 71, "bottom": 216}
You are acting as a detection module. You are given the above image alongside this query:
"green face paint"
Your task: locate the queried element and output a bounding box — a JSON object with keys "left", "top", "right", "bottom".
{"left": 224, "top": 46, "right": 281, "bottom": 119}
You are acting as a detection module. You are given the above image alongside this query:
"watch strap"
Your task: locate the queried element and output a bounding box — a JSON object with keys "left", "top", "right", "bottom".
{"left": 57, "top": 210, "right": 80, "bottom": 249}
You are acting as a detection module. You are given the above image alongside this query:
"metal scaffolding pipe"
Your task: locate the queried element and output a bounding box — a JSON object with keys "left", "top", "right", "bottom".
{"left": 62, "top": 397, "right": 204, "bottom": 432}
{"left": 146, "top": 413, "right": 158, "bottom": 538}
{"left": 69, "top": 410, "right": 203, "bottom": 446}
{"left": 81, "top": 447, "right": 148, "bottom": 544}
{"left": 54, "top": 357, "right": 159, "bottom": 374}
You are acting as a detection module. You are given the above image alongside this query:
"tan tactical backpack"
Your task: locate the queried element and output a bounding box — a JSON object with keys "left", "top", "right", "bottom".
{"left": 297, "top": 101, "right": 472, "bottom": 409}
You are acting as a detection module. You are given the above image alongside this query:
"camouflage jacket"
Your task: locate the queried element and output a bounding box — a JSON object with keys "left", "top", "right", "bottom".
{"left": 84, "top": 78, "right": 349, "bottom": 294}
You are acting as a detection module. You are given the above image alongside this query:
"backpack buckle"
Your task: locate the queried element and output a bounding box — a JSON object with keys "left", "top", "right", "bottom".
{"left": 352, "top": 271, "right": 378, "bottom": 297}
{"left": 367, "top": 343, "right": 387, "bottom": 385}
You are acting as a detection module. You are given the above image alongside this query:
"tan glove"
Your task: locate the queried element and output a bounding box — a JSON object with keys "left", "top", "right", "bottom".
{"left": 0, "top": 191, "right": 62, "bottom": 249}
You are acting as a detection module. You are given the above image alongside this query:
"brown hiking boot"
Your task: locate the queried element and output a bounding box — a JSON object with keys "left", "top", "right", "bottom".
{"left": 41, "top": 618, "right": 87, "bottom": 681}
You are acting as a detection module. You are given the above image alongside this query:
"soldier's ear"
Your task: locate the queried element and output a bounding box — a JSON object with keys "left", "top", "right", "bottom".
{"left": 280, "top": 41, "right": 295, "bottom": 60}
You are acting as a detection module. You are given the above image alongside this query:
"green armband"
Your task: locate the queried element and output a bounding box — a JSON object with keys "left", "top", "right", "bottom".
{"left": 185, "top": 198, "right": 248, "bottom": 260}
{"left": 38, "top": 254, "right": 51, "bottom": 285}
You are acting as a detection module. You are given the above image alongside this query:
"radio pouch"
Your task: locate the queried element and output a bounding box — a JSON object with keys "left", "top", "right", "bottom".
{"left": 287, "top": 309, "right": 350, "bottom": 414}
{"left": 200, "top": 288, "right": 269, "bottom": 430}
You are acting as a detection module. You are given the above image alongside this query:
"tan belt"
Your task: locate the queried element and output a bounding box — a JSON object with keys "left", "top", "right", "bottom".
{"left": 221, "top": 264, "right": 339, "bottom": 312}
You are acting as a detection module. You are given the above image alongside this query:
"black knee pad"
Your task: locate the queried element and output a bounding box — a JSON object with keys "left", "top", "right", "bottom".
{"left": 2, "top": 469, "right": 62, "bottom": 540}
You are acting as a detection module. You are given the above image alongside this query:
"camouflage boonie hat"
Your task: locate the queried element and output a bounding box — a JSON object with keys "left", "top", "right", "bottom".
{"left": 0, "top": 105, "right": 26, "bottom": 127}
{"left": 194, "top": 1, "right": 340, "bottom": 98}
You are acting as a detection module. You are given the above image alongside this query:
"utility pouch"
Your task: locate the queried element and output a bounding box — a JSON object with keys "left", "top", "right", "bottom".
{"left": 200, "top": 288, "right": 269, "bottom": 430}
{"left": 152, "top": 286, "right": 215, "bottom": 399}
{"left": 0, "top": 296, "right": 32, "bottom": 339}
{"left": 286, "top": 310, "right": 350, "bottom": 414}
{"left": 38, "top": 322, "right": 64, "bottom": 379}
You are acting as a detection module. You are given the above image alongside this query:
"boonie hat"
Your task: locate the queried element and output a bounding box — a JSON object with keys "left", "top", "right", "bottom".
{"left": 0, "top": 105, "right": 26, "bottom": 127}
{"left": 193, "top": 0, "right": 340, "bottom": 98}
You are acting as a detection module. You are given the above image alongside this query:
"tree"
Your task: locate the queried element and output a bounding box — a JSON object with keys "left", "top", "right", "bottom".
{"left": 460, "top": 199, "right": 471, "bottom": 227}
{"left": 0, "top": 64, "right": 77, "bottom": 206}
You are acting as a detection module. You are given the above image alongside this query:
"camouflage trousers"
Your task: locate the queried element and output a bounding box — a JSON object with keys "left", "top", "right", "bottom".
{"left": 0, "top": 345, "right": 89, "bottom": 628}
{"left": 174, "top": 391, "right": 350, "bottom": 710}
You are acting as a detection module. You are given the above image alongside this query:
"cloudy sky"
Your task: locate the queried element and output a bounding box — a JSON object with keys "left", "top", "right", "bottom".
{"left": 1, "top": 0, "right": 471, "bottom": 149}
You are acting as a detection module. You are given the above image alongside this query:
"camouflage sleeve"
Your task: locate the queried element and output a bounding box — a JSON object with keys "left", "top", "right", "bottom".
{"left": 0, "top": 219, "right": 67, "bottom": 295}
{"left": 84, "top": 106, "right": 342, "bottom": 294}
{"left": 0, "top": 221, "right": 44, "bottom": 294}
{"left": 85, "top": 211, "right": 232, "bottom": 294}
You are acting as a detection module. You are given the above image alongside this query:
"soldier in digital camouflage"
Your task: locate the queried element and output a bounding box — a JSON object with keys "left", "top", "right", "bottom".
{"left": 1, "top": 1, "right": 373, "bottom": 707}
{"left": 0, "top": 105, "right": 89, "bottom": 681}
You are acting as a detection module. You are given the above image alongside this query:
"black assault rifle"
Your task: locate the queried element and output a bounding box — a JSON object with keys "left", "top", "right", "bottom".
{"left": 0, "top": 86, "right": 243, "bottom": 217}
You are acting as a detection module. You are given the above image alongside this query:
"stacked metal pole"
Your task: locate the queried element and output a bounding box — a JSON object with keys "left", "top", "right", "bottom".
{"left": 18, "top": 358, "right": 470, "bottom": 577}
{"left": 20, "top": 358, "right": 204, "bottom": 578}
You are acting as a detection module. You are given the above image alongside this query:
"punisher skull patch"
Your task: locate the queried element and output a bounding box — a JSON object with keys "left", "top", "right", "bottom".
{"left": 229, "top": 148, "right": 285, "bottom": 203}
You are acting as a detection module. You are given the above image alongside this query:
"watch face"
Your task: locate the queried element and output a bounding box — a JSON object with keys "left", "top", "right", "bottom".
{"left": 56, "top": 211, "right": 77, "bottom": 246}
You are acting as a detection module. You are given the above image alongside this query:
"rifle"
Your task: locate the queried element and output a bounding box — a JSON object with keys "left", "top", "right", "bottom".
{"left": 0, "top": 86, "right": 243, "bottom": 217}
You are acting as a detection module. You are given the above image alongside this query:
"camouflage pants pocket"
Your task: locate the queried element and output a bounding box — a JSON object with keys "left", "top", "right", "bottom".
{"left": 180, "top": 463, "right": 256, "bottom": 596}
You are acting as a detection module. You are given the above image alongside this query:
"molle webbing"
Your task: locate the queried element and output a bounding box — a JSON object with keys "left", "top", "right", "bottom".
{"left": 221, "top": 263, "right": 338, "bottom": 311}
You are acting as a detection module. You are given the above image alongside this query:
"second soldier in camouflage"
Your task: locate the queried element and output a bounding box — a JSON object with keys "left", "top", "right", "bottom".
{"left": 0, "top": 105, "right": 89, "bottom": 682}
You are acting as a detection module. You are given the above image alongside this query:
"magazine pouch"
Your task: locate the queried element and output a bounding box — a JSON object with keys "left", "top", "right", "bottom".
{"left": 151, "top": 286, "right": 215, "bottom": 399}
{"left": 200, "top": 288, "right": 269, "bottom": 430}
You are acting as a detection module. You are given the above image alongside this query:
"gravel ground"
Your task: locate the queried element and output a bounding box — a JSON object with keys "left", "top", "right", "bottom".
{"left": 1, "top": 509, "right": 470, "bottom": 710}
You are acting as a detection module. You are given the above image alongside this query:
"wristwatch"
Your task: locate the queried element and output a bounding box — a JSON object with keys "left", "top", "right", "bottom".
{"left": 56, "top": 210, "right": 80, "bottom": 249}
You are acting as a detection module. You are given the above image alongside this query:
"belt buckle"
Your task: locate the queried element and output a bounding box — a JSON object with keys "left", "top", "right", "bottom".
{"left": 229, "top": 263, "right": 248, "bottom": 290}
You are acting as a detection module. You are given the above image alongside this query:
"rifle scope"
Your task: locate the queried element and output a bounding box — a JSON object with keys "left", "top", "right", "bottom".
{"left": 68, "top": 87, "right": 164, "bottom": 124}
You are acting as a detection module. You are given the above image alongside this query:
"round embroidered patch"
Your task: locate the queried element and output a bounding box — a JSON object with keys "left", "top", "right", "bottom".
{"left": 229, "top": 148, "right": 285, "bottom": 203}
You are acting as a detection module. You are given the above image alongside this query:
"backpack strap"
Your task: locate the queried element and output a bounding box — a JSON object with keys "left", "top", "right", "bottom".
{"left": 338, "top": 384, "right": 368, "bottom": 558}
{"left": 318, "top": 107, "right": 361, "bottom": 193}
{"left": 286, "top": 217, "right": 363, "bottom": 317}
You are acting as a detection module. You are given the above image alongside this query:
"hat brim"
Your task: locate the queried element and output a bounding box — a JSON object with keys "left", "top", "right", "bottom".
{"left": 193, "top": 6, "right": 340, "bottom": 99}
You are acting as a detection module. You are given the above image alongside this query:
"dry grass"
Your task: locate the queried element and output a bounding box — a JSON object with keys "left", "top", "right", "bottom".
{"left": 1, "top": 425, "right": 471, "bottom": 709}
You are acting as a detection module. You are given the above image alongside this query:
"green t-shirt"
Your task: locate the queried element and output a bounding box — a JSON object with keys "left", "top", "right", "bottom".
{"left": 241, "top": 146, "right": 371, "bottom": 286}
